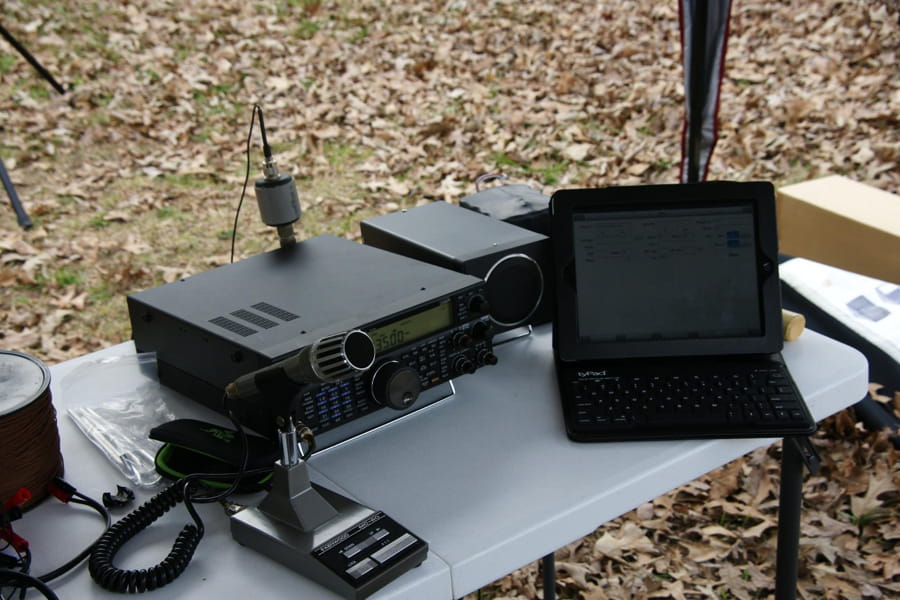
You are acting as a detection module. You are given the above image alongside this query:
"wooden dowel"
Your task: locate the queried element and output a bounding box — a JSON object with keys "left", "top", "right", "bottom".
{"left": 782, "top": 309, "right": 806, "bottom": 341}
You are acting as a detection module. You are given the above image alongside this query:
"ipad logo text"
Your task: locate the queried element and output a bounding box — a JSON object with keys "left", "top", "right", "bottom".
{"left": 577, "top": 370, "right": 608, "bottom": 378}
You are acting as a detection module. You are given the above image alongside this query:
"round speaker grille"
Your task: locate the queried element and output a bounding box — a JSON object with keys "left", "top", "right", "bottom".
{"left": 484, "top": 253, "right": 544, "bottom": 327}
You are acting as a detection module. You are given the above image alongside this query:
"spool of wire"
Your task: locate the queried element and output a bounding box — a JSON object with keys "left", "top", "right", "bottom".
{"left": 0, "top": 350, "right": 63, "bottom": 510}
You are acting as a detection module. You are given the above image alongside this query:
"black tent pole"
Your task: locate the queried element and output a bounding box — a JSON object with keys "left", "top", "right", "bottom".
{"left": 0, "top": 157, "right": 32, "bottom": 229}
{"left": 1, "top": 21, "right": 66, "bottom": 229}
{"left": 0, "top": 22, "right": 66, "bottom": 95}
{"left": 686, "top": 0, "right": 709, "bottom": 184}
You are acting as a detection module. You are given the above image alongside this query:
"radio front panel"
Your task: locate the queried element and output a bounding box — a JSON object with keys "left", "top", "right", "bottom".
{"left": 297, "top": 294, "right": 494, "bottom": 439}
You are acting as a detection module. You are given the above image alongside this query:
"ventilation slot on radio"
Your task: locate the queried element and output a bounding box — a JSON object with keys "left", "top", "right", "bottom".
{"left": 252, "top": 302, "right": 299, "bottom": 321}
{"left": 209, "top": 316, "right": 257, "bottom": 337}
{"left": 231, "top": 309, "right": 278, "bottom": 330}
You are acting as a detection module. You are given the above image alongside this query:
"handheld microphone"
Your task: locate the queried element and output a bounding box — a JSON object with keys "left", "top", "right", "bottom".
{"left": 225, "top": 330, "right": 376, "bottom": 401}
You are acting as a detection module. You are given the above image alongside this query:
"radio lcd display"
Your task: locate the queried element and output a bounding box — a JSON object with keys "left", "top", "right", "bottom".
{"left": 367, "top": 300, "right": 454, "bottom": 354}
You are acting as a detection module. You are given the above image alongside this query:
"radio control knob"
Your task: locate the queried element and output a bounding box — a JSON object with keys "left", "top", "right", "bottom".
{"left": 370, "top": 361, "right": 421, "bottom": 411}
{"left": 477, "top": 349, "right": 498, "bottom": 366}
{"left": 471, "top": 320, "right": 492, "bottom": 341}
{"left": 467, "top": 294, "right": 490, "bottom": 317}
{"left": 453, "top": 356, "right": 476, "bottom": 375}
{"left": 452, "top": 330, "right": 472, "bottom": 348}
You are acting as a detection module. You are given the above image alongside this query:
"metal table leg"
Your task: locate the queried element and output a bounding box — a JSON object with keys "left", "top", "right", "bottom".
{"left": 775, "top": 437, "right": 820, "bottom": 600}
{"left": 542, "top": 553, "right": 555, "bottom": 600}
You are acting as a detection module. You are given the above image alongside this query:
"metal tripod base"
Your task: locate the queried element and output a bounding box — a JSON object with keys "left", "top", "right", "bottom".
{"left": 231, "top": 461, "right": 428, "bottom": 600}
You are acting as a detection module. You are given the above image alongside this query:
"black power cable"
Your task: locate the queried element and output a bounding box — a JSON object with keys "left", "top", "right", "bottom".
{"left": 0, "top": 569, "right": 58, "bottom": 600}
{"left": 0, "top": 479, "right": 109, "bottom": 600}
{"left": 38, "top": 488, "right": 110, "bottom": 584}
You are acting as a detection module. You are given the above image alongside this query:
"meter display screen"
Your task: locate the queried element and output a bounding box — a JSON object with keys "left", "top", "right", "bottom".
{"left": 367, "top": 301, "right": 454, "bottom": 354}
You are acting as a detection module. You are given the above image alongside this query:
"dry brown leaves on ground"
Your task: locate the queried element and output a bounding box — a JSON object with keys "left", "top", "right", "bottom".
{"left": 1, "top": 0, "right": 898, "bottom": 598}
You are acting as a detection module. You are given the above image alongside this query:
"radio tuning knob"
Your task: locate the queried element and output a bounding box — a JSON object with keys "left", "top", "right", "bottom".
{"left": 370, "top": 361, "right": 422, "bottom": 411}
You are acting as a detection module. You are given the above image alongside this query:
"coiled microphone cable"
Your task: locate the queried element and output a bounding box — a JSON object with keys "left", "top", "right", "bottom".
{"left": 87, "top": 395, "right": 272, "bottom": 594}
{"left": 87, "top": 483, "right": 202, "bottom": 593}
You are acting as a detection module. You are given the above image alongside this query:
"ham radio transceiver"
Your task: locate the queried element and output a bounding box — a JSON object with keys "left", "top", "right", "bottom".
{"left": 128, "top": 234, "right": 497, "bottom": 448}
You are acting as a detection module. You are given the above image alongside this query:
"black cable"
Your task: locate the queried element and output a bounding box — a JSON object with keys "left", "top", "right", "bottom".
{"left": 19, "top": 548, "right": 29, "bottom": 577}
{"left": 86, "top": 391, "right": 321, "bottom": 595}
{"left": 181, "top": 395, "right": 251, "bottom": 505}
{"left": 36, "top": 492, "right": 110, "bottom": 583}
{"left": 0, "top": 545, "right": 29, "bottom": 600}
{"left": 0, "top": 481, "right": 107, "bottom": 599}
{"left": 88, "top": 484, "right": 202, "bottom": 594}
{"left": 88, "top": 395, "right": 258, "bottom": 594}
{"left": 87, "top": 458, "right": 275, "bottom": 595}
{"left": 13, "top": 547, "right": 29, "bottom": 600}
{"left": 257, "top": 106, "right": 273, "bottom": 160}
{"left": 0, "top": 542, "right": 25, "bottom": 572}
{"left": 230, "top": 103, "right": 262, "bottom": 264}
{"left": 0, "top": 570, "right": 58, "bottom": 600}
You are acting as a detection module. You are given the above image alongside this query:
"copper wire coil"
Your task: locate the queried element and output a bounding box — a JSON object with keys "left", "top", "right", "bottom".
{"left": 0, "top": 351, "right": 63, "bottom": 511}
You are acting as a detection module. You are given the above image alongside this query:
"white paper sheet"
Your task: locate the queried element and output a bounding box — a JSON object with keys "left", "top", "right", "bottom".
{"left": 780, "top": 258, "right": 900, "bottom": 364}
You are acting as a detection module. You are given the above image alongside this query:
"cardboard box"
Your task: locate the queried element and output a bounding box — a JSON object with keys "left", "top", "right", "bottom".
{"left": 776, "top": 175, "right": 900, "bottom": 284}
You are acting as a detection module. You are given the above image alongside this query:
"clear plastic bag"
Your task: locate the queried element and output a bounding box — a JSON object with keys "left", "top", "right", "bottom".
{"left": 61, "top": 353, "right": 177, "bottom": 488}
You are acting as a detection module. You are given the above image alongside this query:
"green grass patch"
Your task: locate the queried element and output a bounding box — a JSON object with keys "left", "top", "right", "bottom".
{"left": 349, "top": 25, "right": 369, "bottom": 43}
{"left": 657, "top": 158, "right": 675, "bottom": 170}
{"left": 53, "top": 266, "right": 82, "bottom": 287}
{"left": 492, "top": 152, "right": 523, "bottom": 170}
{"left": 537, "top": 161, "right": 567, "bottom": 186}
{"left": 143, "top": 68, "right": 161, "bottom": 84}
{"left": 323, "top": 141, "right": 369, "bottom": 167}
{"left": 295, "top": 19, "right": 321, "bottom": 40}
{"left": 29, "top": 85, "right": 51, "bottom": 101}
{"left": 0, "top": 53, "right": 16, "bottom": 73}
{"left": 492, "top": 152, "right": 572, "bottom": 186}
{"left": 161, "top": 173, "right": 209, "bottom": 189}
{"left": 88, "top": 283, "right": 116, "bottom": 304}
{"left": 156, "top": 206, "right": 183, "bottom": 220}
{"left": 89, "top": 213, "right": 111, "bottom": 228}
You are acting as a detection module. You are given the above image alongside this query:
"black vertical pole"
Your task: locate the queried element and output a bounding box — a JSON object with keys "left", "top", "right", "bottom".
{"left": 542, "top": 553, "right": 556, "bottom": 600}
{"left": 0, "top": 157, "right": 32, "bottom": 229}
{"left": 686, "top": 0, "right": 709, "bottom": 184}
{"left": 0, "top": 23, "right": 66, "bottom": 95}
{"left": 1, "top": 22, "right": 67, "bottom": 228}
{"left": 775, "top": 437, "right": 819, "bottom": 600}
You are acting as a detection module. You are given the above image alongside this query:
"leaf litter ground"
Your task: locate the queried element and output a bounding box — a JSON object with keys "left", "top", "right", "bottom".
{"left": 1, "top": 1, "right": 897, "bottom": 598}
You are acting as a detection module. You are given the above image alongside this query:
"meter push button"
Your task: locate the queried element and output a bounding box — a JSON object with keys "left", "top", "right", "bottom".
{"left": 371, "top": 534, "right": 417, "bottom": 564}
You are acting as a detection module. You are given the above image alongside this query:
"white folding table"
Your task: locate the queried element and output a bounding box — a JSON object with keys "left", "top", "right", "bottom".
{"left": 16, "top": 324, "right": 867, "bottom": 599}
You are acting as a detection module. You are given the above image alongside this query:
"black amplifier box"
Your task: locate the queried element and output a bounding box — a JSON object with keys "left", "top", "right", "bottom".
{"left": 460, "top": 183, "right": 550, "bottom": 236}
{"left": 361, "top": 201, "right": 553, "bottom": 333}
{"left": 127, "top": 235, "right": 496, "bottom": 448}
